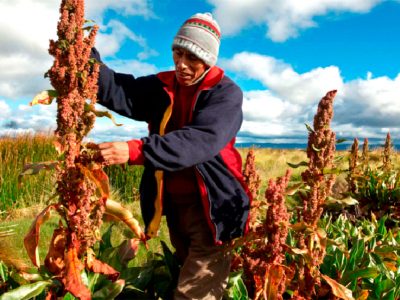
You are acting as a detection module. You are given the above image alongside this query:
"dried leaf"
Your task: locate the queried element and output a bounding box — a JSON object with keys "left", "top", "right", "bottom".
{"left": 44, "top": 226, "right": 67, "bottom": 275}
{"left": 86, "top": 248, "right": 119, "bottom": 281}
{"left": 24, "top": 205, "right": 57, "bottom": 267}
{"left": 18, "top": 161, "right": 58, "bottom": 187}
{"left": 321, "top": 274, "right": 355, "bottom": 300}
{"left": 80, "top": 165, "right": 110, "bottom": 199}
{"left": 356, "top": 290, "right": 369, "bottom": 300}
{"left": 264, "top": 265, "right": 285, "bottom": 300}
{"left": 63, "top": 247, "right": 91, "bottom": 300}
{"left": 285, "top": 182, "right": 303, "bottom": 196}
{"left": 29, "top": 90, "right": 58, "bottom": 106}
{"left": 105, "top": 199, "right": 146, "bottom": 242}
{"left": 325, "top": 196, "right": 358, "bottom": 207}
{"left": 84, "top": 103, "right": 122, "bottom": 126}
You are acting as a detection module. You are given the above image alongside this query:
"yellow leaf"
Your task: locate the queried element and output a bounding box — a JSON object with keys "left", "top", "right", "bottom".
{"left": 321, "top": 274, "right": 355, "bottom": 300}
{"left": 84, "top": 103, "right": 123, "bottom": 126}
{"left": 24, "top": 205, "right": 58, "bottom": 267}
{"left": 30, "top": 90, "right": 58, "bottom": 106}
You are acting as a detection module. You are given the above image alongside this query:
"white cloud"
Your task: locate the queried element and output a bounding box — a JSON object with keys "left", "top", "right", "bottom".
{"left": 87, "top": 118, "right": 148, "bottom": 142}
{"left": 86, "top": 0, "right": 155, "bottom": 23}
{"left": 96, "top": 20, "right": 158, "bottom": 59}
{"left": 0, "top": 100, "right": 11, "bottom": 119}
{"left": 106, "top": 59, "right": 158, "bottom": 77}
{"left": 209, "top": 0, "right": 382, "bottom": 41}
{"left": 223, "top": 51, "right": 400, "bottom": 141}
{"left": 0, "top": 0, "right": 155, "bottom": 99}
{"left": 335, "top": 74, "right": 400, "bottom": 128}
{"left": 222, "top": 52, "right": 343, "bottom": 105}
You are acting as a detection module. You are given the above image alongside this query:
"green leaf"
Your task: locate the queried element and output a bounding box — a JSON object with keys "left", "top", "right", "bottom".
{"left": 323, "top": 168, "right": 345, "bottom": 175}
{"left": 161, "top": 240, "right": 179, "bottom": 280}
{"left": 342, "top": 267, "right": 380, "bottom": 285}
{"left": 99, "top": 224, "right": 114, "bottom": 256}
{"left": 374, "top": 277, "right": 395, "bottom": 298}
{"left": 348, "top": 239, "right": 365, "bottom": 271}
{"left": 377, "top": 215, "right": 388, "bottom": 237}
{"left": 287, "top": 161, "right": 308, "bottom": 169}
{"left": 336, "top": 138, "right": 347, "bottom": 144}
{"left": 63, "top": 292, "right": 77, "bottom": 299}
{"left": 92, "top": 279, "right": 125, "bottom": 300}
{"left": 82, "top": 25, "right": 93, "bottom": 31}
{"left": 333, "top": 155, "right": 345, "bottom": 163}
{"left": 57, "top": 39, "right": 69, "bottom": 50}
{"left": 325, "top": 196, "right": 358, "bottom": 207}
{"left": 0, "top": 280, "right": 52, "bottom": 300}
{"left": 0, "top": 261, "right": 8, "bottom": 282}
{"left": 382, "top": 290, "right": 395, "bottom": 300}
{"left": 224, "top": 271, "right": 248, "bottom": 300}
{"left": 305, "top": 123, "right": 314, "bottom": 133}
{"left": 127, "top": 266, "right": 154, "bottom": 291}
{"left": 88, "top": 273, "right": 100, "bottom": 293}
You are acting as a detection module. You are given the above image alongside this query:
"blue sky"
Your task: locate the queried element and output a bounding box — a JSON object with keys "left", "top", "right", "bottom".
{"left": 1, "top": 0, "right": 400, "bottom": 147}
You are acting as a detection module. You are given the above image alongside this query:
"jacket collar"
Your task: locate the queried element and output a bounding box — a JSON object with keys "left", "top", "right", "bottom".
{"left": 156, "top": 66, "right": 224, "bottom": 92}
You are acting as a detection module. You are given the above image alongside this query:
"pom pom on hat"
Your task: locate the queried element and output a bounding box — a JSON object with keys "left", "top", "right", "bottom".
{"left": 172, "top": 12, "right": 221, "bottom": 66}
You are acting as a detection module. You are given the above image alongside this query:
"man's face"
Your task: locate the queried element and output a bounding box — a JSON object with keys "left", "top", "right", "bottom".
{"left": 173, "top": 47, "right": 208, "bottom": 86}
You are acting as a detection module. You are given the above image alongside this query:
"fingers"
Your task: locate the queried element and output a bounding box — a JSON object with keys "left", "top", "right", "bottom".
{"left": 97, "top": 142, "right": 129, "bottom": 165}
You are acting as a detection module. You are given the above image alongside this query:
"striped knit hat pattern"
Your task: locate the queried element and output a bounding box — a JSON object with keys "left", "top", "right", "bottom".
{"left": 172, "top": 12, "right": 221, "bottom": 66}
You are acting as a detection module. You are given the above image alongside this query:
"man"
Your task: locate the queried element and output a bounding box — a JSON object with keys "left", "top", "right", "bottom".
{"left": 93, "top": 12, "right": 251, "bottom": 299}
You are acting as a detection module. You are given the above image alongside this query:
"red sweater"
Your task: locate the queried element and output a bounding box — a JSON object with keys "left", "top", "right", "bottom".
{"left": 127, "top": 82, "right": 200, "bottom": 195}
{"left": 164, "top": 83, "right": 199, "bottom": 195}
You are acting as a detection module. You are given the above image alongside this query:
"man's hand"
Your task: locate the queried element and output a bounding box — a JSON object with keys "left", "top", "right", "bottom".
{"left": 98, "top": 142, "right": 129, "bottom": 165}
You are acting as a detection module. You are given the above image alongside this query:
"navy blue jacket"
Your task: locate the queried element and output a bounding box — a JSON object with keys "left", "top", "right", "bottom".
{"left": 92, "top": 48, "right": 250, "bottom": 243}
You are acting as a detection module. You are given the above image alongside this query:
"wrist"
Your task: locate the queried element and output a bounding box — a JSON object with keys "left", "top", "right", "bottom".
{"left": 127, "top": 140, "right": 144, "bottom": 165}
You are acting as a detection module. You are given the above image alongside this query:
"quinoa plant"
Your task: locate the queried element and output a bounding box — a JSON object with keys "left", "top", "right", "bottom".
{"left": 348, "top": 138, "right": 359, "bottom": 194}
{"left": 1, "top": 1, "right": 145, "bottom": 299}
{"left": 231, "top": 170, "right": 292, "bottom": 300}
{"left": 289, "top": 90, "right": 354, "bottom": 299}
{"left": 242, "top": 148, "right": 262, "bottom": 231}
{"left": 361, "top": 138, "right": 369, "bottom": 172}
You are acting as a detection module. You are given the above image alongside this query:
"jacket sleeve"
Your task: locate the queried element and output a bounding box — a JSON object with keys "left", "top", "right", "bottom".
{"left": 142, "top": 78, "right": 243, "bottom": 171}
{"left": 91, "top": 48, "right": 160, "bottom": 122}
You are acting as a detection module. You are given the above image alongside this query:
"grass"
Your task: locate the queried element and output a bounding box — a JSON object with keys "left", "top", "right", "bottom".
{"left": 0, "top": 133, "right": 143, "bottom": 212}
{"left": 1, "top": 134, "right": 399, "bottom": 269}
{"left": 0, "top": 133, "right": 58, "bottom": 211}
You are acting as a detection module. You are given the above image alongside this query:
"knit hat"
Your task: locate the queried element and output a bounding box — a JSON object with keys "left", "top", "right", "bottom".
{"left": 172, "top": 12, "right": 221, "bottom": 66}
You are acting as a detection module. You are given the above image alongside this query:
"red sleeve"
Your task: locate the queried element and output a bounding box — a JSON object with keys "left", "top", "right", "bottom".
{"left": 127, "top": 139, "right": 145, "bottom": 165}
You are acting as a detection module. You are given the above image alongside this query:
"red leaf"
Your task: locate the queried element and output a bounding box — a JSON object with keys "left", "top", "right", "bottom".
{"left": 63, "top": 246, "right": 91, "bottom": 300}
{"left": 80, "top": 165, "right": 110, "bottom": 199}
{"left": 264, "top": 264, "right": 285, "bottom": 300}
{"left": 86, "top": 248, "right": 119, "bottom": 281}
{"left": 24, "top": 205, "right": 57, "bottom": 267}
{"left": 45, "top": 226, "right": 67, "bottom": 275}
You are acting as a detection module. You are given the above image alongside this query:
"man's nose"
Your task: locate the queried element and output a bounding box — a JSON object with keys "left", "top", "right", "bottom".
{"left": 176, "top": 55, "right": 188, "bottom": 69}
